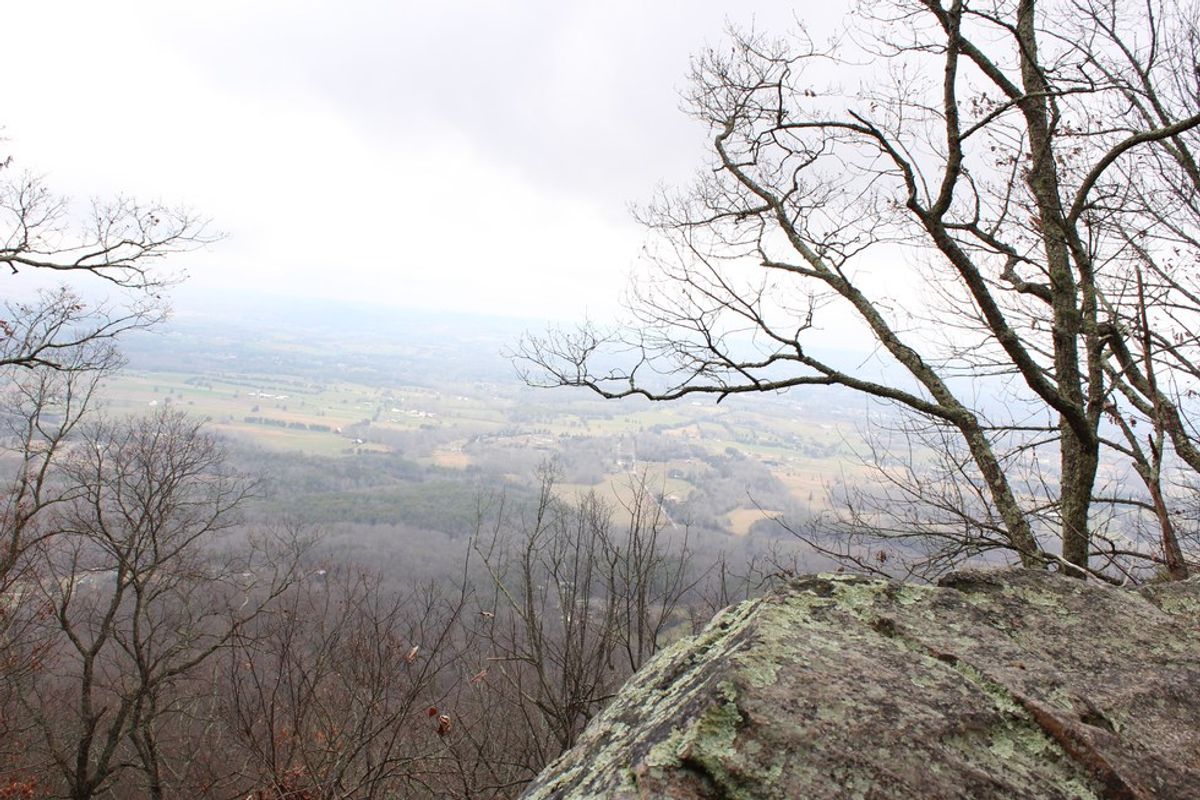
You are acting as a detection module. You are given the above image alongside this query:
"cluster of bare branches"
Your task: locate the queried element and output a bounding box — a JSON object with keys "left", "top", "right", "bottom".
{"left": 469, "top": 467, "right": 698, "bottom": 767}
{"left": 0, "top": 152, "right": 214, "bottom": 372}
{"left": 519, "top": 0, "right": 1200, "bottom": 582}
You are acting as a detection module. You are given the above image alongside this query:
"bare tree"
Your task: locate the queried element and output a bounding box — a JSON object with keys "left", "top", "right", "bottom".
{"left": 0, "top": 138, "right": 218, "bottom": 794}
{"left": 602, "top": 473, "right": 697, "bottom": 672}
{"left": 519, "top": 0, "right": 1200, "bottom": 580}
{"left": 0, "top": 134, "right": 223, "bottom": 798}
{"left": 11, "top": 411, "right": 299, "bottom": 800}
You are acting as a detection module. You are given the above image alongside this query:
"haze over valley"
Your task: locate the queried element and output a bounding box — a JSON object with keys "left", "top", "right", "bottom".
{"left": 104, "top": 294, "right": 887, "bottom": 576}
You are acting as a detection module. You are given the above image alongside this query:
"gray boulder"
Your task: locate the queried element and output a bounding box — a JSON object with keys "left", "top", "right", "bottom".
{"left": 521, "top": 570, "right": 1200, "bottom": 799}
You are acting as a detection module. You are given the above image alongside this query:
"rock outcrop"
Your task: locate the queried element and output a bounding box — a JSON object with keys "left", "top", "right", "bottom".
{"left": 521, "top": 570, "right": 1200, "bottom": 799}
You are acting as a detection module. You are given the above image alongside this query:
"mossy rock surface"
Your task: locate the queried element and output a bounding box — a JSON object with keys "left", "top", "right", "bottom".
{"left": 521, "top": 570, "right": 1200, "bottom": 799}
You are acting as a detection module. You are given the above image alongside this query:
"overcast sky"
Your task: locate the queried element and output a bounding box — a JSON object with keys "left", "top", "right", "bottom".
{"left": 4, "top": 1, "right": 843, "bottom": 320}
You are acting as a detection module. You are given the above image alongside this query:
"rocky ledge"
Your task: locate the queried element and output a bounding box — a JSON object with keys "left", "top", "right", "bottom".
{"left": 521, "top": 570, "right": 1200, "bottom": 799}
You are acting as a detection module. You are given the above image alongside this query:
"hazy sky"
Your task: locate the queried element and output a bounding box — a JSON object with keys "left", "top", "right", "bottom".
{"left": 4, "top": 1, "right": 842, "bottom": 320}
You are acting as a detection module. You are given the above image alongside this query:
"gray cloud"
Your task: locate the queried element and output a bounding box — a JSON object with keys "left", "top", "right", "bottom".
{"left": 150, "top": 1, "right": 837, "bottom": 213}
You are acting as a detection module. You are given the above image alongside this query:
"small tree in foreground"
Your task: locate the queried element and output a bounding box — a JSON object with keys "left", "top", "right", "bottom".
{"left": 12, "top": 410, "right": 301, "bottom": 800}
{"left": 468, "top": 468, "right": 697, "bottom": 784}
{"left": 520, "top": 0, "right": 1200, "bottom": 581}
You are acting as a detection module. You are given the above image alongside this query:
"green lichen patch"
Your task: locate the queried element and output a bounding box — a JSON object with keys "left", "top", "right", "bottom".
{"left": 521, "top": 569, "right": 1200, "bottom": 800}
{"left": 1140, "top": 579, "right": 1200, "bottom": 616}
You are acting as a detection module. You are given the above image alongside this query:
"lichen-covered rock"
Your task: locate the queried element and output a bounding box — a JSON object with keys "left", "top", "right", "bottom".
{"left": 521, "top": 570, "right": 1200, "bottom": 800}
